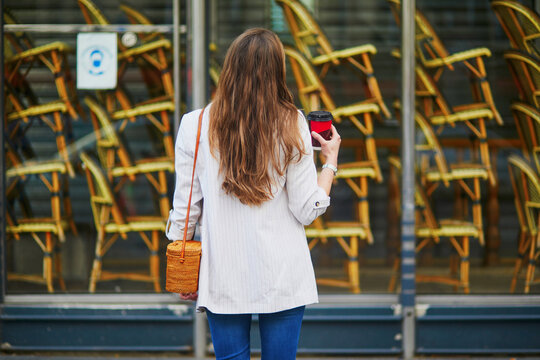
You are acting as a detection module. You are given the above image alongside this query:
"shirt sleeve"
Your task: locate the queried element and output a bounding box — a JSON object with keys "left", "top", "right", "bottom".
{"left": 166, "top": 111, "right": 203, "bottom": 241}
{"left": 286, "top": 112, "right": 330, "bottom": 226}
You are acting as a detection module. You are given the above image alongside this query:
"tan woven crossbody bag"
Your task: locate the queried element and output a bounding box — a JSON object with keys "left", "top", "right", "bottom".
{"left": 165, "top": 107, "right": 205, "bottom": 293}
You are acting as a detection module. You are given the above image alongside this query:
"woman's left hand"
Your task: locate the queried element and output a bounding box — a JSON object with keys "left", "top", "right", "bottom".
{"left": 179, "top": 293, "right": 198, "bottom": 301}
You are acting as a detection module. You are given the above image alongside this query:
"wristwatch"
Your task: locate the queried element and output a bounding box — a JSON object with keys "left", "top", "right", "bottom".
{"left": 322, "top": 163, "right": 338, "bottom": 176}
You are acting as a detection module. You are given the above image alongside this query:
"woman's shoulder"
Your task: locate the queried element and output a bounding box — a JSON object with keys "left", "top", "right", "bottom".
{"left": 295, "top": 109, "right": 309, "bottom": 135}
{"left": 179, "top": 105, "right": 211, "bottom": 136}
{"left": 180, "top": 107, "right": 205, "bottom": 130}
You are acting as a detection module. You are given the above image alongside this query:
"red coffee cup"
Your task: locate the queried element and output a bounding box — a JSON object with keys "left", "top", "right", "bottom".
{"left": 308, "top": 110, "right": 333, "bottom": 150}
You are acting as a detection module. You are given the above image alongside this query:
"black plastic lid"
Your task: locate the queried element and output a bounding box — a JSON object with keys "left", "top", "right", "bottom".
{"left": 307, "top": 110, "right": 333, "bottom": 121}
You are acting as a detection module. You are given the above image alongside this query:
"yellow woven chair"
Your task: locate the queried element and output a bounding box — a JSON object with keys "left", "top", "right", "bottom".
{"left": 387, "top": 156, "right": 480, "bottom": 294}
{"left": 5, "top": 96, "right": 76, "bottom": 177}
{"left": 275, "top": 0, "right": 390, "bottom": 118}
{"left": 77, "top": 0, "right": 175, "bottom": 159}
{"left": 504, "top": 50, "right": 540, "bottom": 109}
{"left": 387, "top": 0, "right": 502, "bottom": 125}
{"left": 284, "top": 46, "right": 381, "bottom": 293}
{"left": 118, "top": 3, "right": 174, "bottom": 99}
{"left": 3, "top": 9, "right": 81, "bottom": 121}
{"left": 512, "top": 102, "right": 540, "bottom": 173}
{"left": 119, "top": 3, "right": 164, "bottom": 43}
{"left": 80, "top": 152, "right": 165, "bottom": 293}
{"left": 415, "top": 112, "right": 488, "bottom": 246}
{"left": 285, "top": 46, "right": 382, "bottom": 182}
{"left": 305, "top": 163, "right": 378, "bottom": 294}
{"left": 492, "top": 0, "right": 540, "bottom": 59}
{"left": 409, "top": 56, "right": 500, "bottom": 185}
{"left": 3, "top": 10, "right": 81, "bottom": 177}
{"left": 5, "top": 160, "right": 78, "bottom": 293}
{"left": 508, "top": 155, "right": 540, "bottom": 293}
{"left": 84, "top": 96, "right": 173, "bottom": 219}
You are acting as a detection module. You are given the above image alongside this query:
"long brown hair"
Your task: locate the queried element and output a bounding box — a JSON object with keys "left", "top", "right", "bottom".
{"left": 209, "top": 28, "right": 304, "bottom": 206}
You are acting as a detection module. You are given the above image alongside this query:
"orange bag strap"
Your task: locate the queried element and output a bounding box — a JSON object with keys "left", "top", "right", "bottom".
{"left": 180, "top": 106, "right": 206, "bottom": 261}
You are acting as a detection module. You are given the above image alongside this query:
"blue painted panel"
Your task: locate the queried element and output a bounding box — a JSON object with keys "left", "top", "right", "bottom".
{"left": 417, "top": 305, "right": 540, "bottom": 354}
{"left": 1, "top": 304, "right": 402, "bottom": 353}
{"left": 251, "top": 306, "right": 402, "bottom": 354}
{"left": 0, "top": 306, "right": 194, "bottom": 351}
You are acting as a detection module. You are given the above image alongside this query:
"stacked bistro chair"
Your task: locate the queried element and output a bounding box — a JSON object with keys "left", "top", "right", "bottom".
{"left": 512, "top": 102, "right": 540, "bottom": 173}
{"left": 80, "top": 152, "right": 165, "bottom": 293}
{"left": 387, "top": 0, "right": 503, "bottom": 125}
{"left": 5, "top": 159, "right": 78, "bottom": 293}
{"left": 508, "top": 155, "right": 540, "bottom": 293}
{"left": 285, "top": 45, "right": 382, "bottom": 293}
{"left": 504, "top": 50, "right": 540, "bottom": 109}
{"left": 414, "top": 112, "right": 488, "bottom": 248}
{"left": 387, "top": 156, "right": 481, "bottom": 293}
{"left": 84, "top": 96, "right": 173, "bottom": 219}
{"left": 407, "top": 54, "right": 501, "bottom": 186}
{"left": 4, "top": 9, "right": 82, "bottom": 176}
{"left": 77, "top": 0, "right": 175, "bottom": 160}
{"left": 275, "top": 0, "right": 390, "bottom": 119}
{"left": 118, "top": 3, "right": 173, "bottom": 99}
{"left": 491, "top": 0, "right": 540, "bottom": 59}
{"left": 3, "top": 9, "right": 80, "bottom": 292}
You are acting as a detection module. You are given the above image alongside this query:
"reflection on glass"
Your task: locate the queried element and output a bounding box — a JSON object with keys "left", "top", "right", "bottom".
{"left": 3, "top": 0, "right": 539, "bottom": 295}
{"left": 3, "top": 1, "right": 177, "bottom": 294}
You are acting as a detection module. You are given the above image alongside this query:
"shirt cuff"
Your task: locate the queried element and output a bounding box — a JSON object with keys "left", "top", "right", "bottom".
{"left": 313, "top": 194, "right": 331, "bottom": 210}
{"left": 166, "top": 215, "right": 195, "bottom": 241}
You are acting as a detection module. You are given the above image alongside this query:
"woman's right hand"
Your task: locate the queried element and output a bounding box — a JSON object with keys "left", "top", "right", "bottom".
{"left": 311, "top": 125, "right": 341, "bottom": 166}
{"left": 179, "top": 293, "right": 198, "bottom": 301}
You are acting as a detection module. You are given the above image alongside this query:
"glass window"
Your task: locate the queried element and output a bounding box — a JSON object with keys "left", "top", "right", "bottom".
{"left": 4, "top": 0, "right": 539, "bottom": 297}
{"left": 264, "top": 0, "right": 399, "bottom": 294}
{"left": 3, "top": 0, "right": 181, "bottom": 294}
{"left": 410, "top": 0, "right": 538, "bottom": 294}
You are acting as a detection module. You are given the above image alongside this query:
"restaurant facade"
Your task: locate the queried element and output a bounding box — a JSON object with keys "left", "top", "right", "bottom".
{"left": 1, "top": 0, "right": 540, "bottom": 357}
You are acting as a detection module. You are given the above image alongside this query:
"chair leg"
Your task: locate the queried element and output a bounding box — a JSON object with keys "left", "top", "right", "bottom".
{"left": 356, "top": 177, "right": 373, "bottom": 244}
{"left": 62, "top": 173, "right": 78, "bottom": 236}
{"left": 44, "top": 232, "right": 54, "bottom": 293}
{"left": 356, "top": 53, "right": 391, "bottom": 119}
{"left": 476, "top": 119, "right": 496, "bottom": 186}
{"left": 89, "top": 229, "right": 105, "bottom": 293}
{"left": 479, "top": 78, "right": 503, "bottom": 126}
{"left": 470, "top": 57, "right": 503, "bottom": 125}
{"left": 160, "top": 110, "right": 174, "bottom": 159}
{"left": 54, "top": 240, "right": 66, "bottom": 291}
{"left": 158, "top": 49, "right": 174, "bottom": 97}
{"left": 151, "top": 231, "right": 161, "bottom": 293}
{"left": 510, "top": 231, "right": 529, "bottom": 293}
{"left": 158, "top": 171, "right": 170, "bottom": 219}
{"left": 348, "top": 236, "right": 360, "bottom": 294}
{"left": 472, "top": 179, "right": 484, "bottom": 246}
{"left": 387, "top": 257, "right": 400, "bottom": 293}
{"left": 50, "top": 172, "right": 65, "bottom": 242}
{"left": 450, "top": 253, "right": 459, "bottom": 292}
{"left": 362, "top": 112, "right": 382, "bottom": 183}
{"left": 460, "top": 236, "right": 470, "bottom": 294}
{"left": 52, "top": 111, "right": 74, "bottom": 177}
{"left": 525, "top": 236, "right": 536, "bottom": 294}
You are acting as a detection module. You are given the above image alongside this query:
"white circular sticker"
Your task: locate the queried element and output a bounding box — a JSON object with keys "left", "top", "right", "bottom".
{"left": 121, "top": 32, "right": 138, "bottom": 47}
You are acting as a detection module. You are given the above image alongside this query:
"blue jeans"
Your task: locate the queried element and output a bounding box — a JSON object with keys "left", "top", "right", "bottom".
{"left": 206, "top": 306, "right": 305, "bottom": 360}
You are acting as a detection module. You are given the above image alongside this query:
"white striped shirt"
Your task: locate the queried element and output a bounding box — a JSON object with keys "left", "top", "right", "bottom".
{"left": 166, "top": 105, "right": 329, "bottom": 314}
